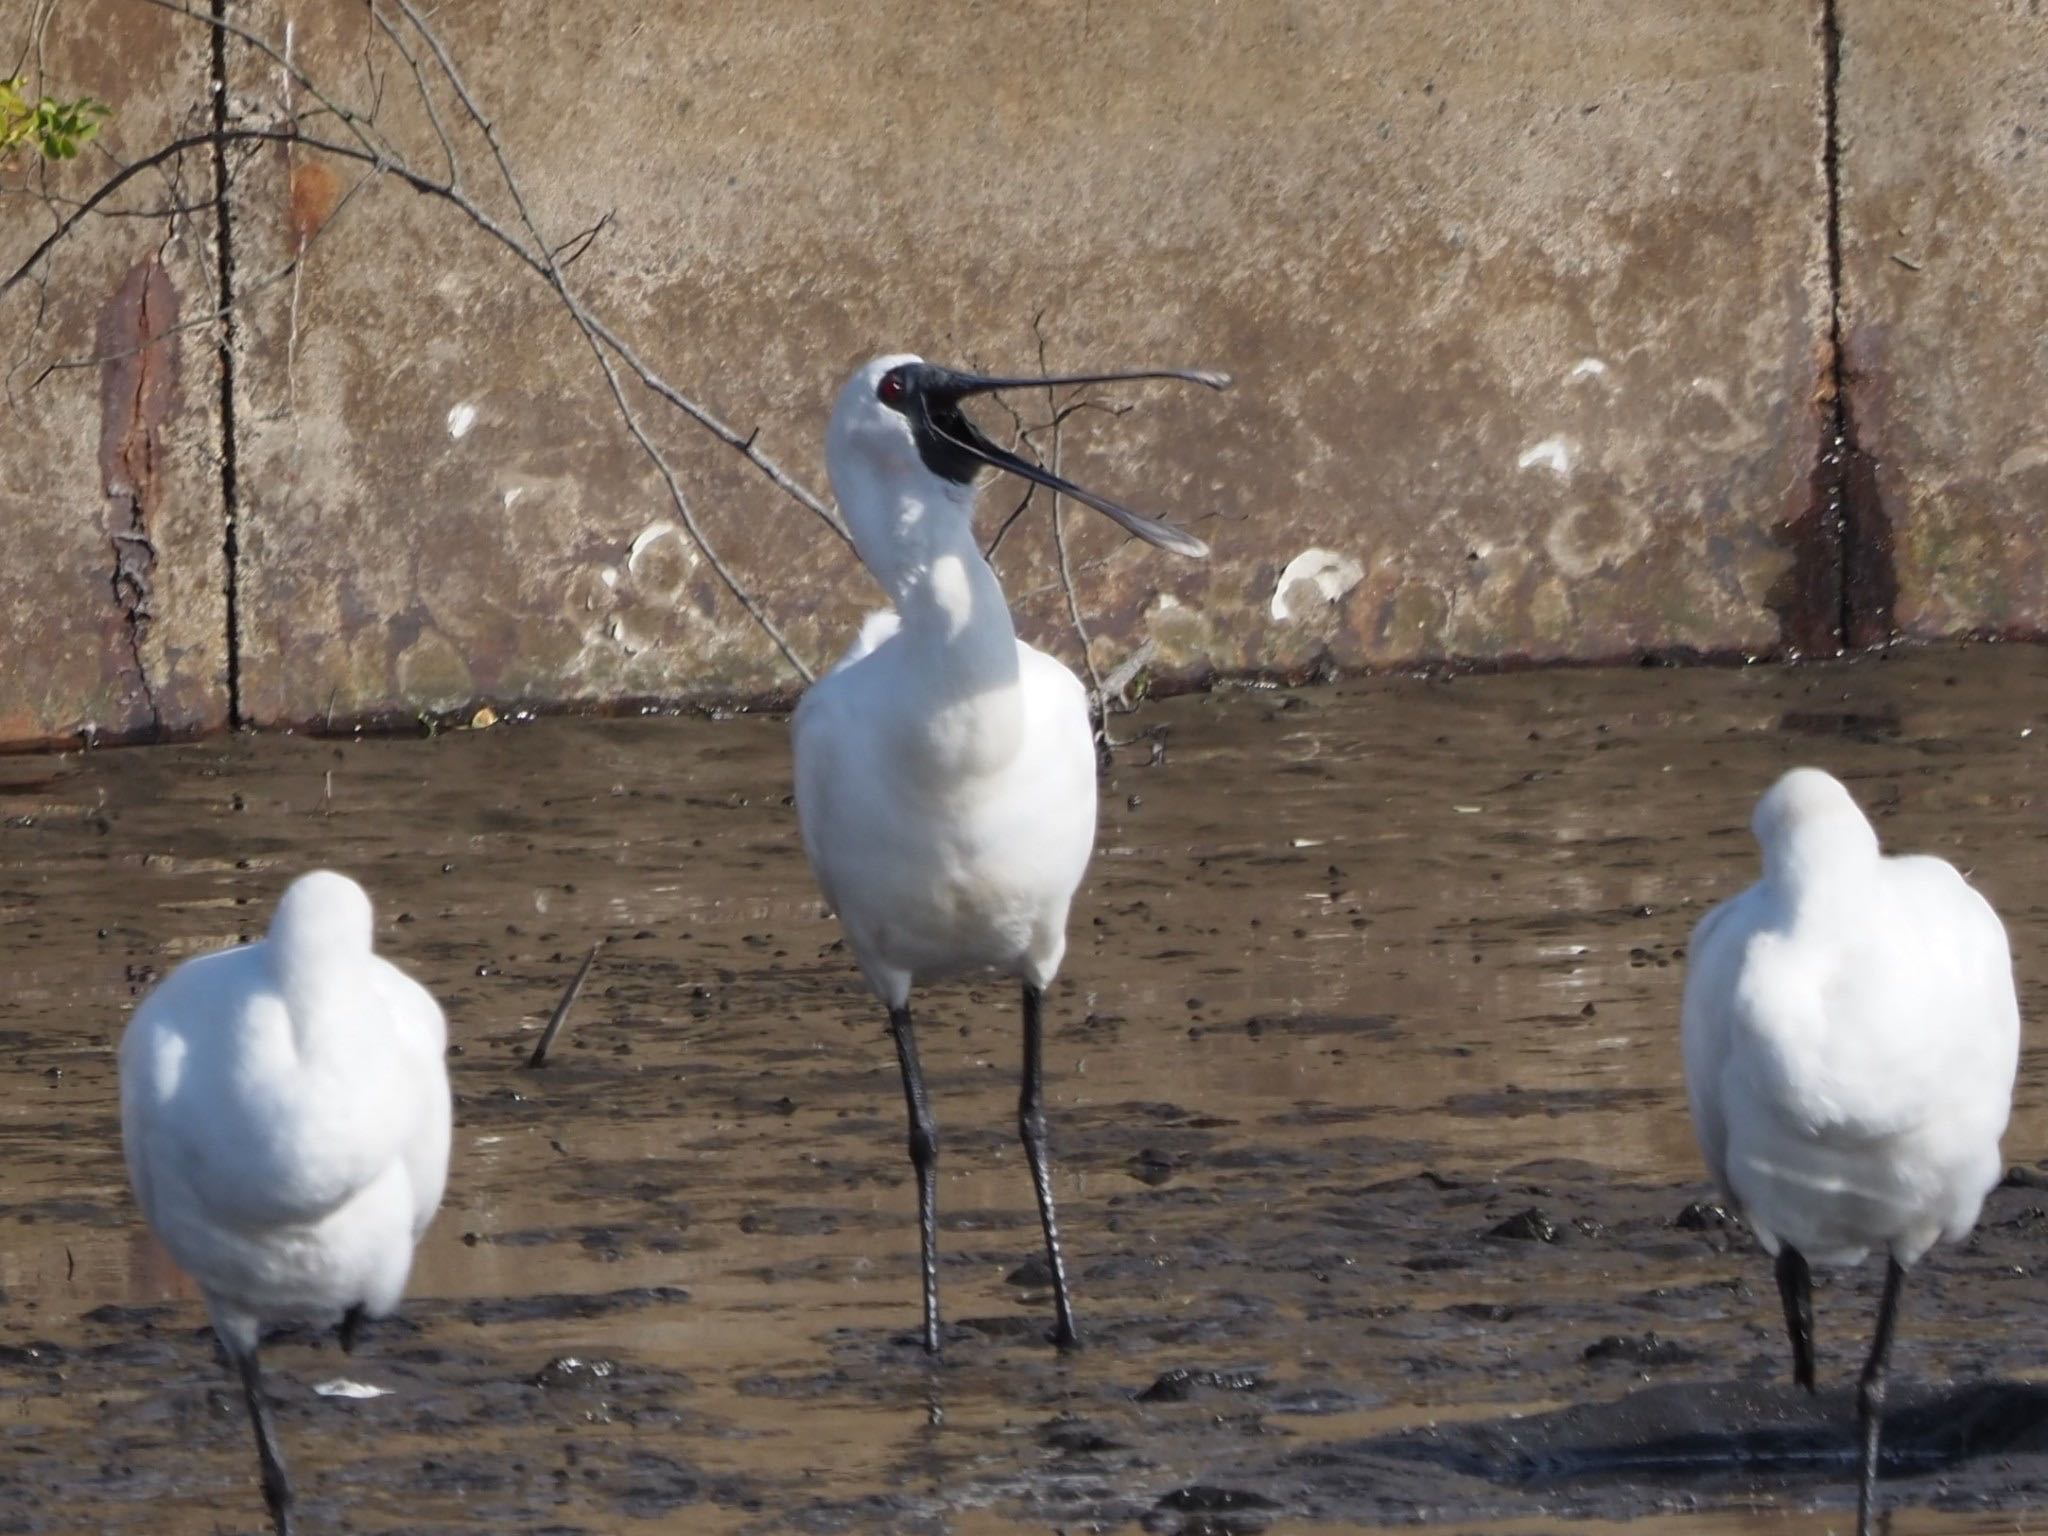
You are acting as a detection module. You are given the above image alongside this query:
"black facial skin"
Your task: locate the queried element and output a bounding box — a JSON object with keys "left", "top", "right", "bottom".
{"left": 875, "top": 363, "right": 1009, "bottom": 485}
{"left": 870, "top": 361, "right": 1228, "bottom": 560}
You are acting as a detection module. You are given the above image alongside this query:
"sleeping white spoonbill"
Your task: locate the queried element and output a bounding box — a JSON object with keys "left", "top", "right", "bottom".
{"left": 120, "top": 871, "right": 453, "bottom": 1535}
{"left": 794, "top": 354, "right": 1226, "bottom": 1352}
{"left": 1681, "top": 768, "right": 2018, "bottom": 1535}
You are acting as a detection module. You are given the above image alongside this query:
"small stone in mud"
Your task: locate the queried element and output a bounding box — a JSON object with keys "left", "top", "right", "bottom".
{"left": 1007, "top": 1255, "right": 1054, "bottom": 1287}
{"left": 1039, "top": 1413, "right": 1126, "bottom": 1454}
{"left": 0, "top": 1341, "right": 65, "bottom": 1368}
{"left": 1487, "top": 1208, "right": 1560, "bottom": 1243}
{"left": 1139, "top": 1366, "right": 1265, "bottom": 1403}
{"left": 1445, "top": 1302, "right": 1518, "bottom": 1323}
{"left": 1131, "top": 1147, "right": 1182, "bottom": 1186}
{"left": 533, "top": 1356, "right": 618, "bottom": 1389}
{"left": 1583, "top": 1332, "right": 1698, "bottom": 1367}
{"left": 1674, "top": 1199, "right": 1735, "bottom": 1230}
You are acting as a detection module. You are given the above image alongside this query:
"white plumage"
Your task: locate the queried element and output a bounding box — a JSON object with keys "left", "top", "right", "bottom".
{"left": 1681, "top": 767, "right": 2019, "bottom": 1535}
{"left": 794, "top": 352, "right": 1220, "bottom": 1352}
{"left": 120, "top": 870, "right": 452, "bottom": 1535}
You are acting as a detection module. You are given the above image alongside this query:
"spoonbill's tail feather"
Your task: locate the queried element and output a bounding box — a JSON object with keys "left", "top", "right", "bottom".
{"left": 1856, "top": 1259, "right": 1907, "bottom": 1536}
{"left": 1775, "top": 1245, "right": 1816, "bottom": 1393}
{"left": 1019, "top": 982, "right": 1080, "bottom": 1349}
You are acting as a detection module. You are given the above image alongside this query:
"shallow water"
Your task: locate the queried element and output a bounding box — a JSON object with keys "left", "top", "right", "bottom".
{"left": 3, "top": 645, "right": 2047, "bottom": 1533}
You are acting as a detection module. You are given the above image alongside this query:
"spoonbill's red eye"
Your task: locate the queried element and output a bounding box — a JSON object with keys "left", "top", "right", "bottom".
{"left": 876, "top": 369, "right": 907, "bottom": 408}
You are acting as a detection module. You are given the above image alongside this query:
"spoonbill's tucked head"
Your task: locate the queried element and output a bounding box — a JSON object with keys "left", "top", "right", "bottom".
{"left": 269, "top": 869, "right": 375, "bottom": 963}
{"left": 266, "top": 872, "right": 378, "bottom": 1015}
{"left": 827, "top": 352, "right": 1228, "bottom": 562}
{"left": 1751, "top": 766, "right": 1881, "bottom": 879}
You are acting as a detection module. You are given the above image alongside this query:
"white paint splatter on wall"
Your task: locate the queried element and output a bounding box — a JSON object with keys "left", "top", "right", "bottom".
{"left": 628, "top": 520, "right": 698, "bottom": 577}
{"left": 1516, "top": 436, "right": 1574, "bottom": 477}
{"left": 1270, "top": 548, "right": 1365, "bottom": 622}
{"left": 446, "top": 402, "right": 478, "bottom": 439}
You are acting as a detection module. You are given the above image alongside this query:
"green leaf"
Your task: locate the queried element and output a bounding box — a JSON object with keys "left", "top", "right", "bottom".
{"left": 0, "top": 73, "right": 112, "bottom": 163}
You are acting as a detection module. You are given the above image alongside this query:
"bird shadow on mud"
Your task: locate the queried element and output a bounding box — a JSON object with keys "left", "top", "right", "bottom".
{"left": 1338, "top": 1378, "right": 2048, "bottom": 1507}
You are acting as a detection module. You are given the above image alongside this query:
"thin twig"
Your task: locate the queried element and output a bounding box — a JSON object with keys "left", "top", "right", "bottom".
{"left": 981, "top": 383, "right": 1041, "bottom": 559}
{"left": 18, "top": 168, "right": 372, "bottom": 393}
{"left": 1030, "top": 316, "right": 1123, "bottom": 753}
{"left": 527, "top": 941, "right": 603, "bottom": 1068}
{"left": 552, "top": 209, "right": 613, "bottom": 269}
{"left": 365, "top": 1, "right": 459, "bottom": 188}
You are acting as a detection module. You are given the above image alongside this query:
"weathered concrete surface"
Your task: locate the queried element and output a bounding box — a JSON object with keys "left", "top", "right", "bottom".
{"left": 1838, "top": 1, "right": 2048, "bottom": 640}
{"left": 0, "top": 0, "right": 230, "bottom": 745}
{"left": 221, "top": 0, "right": 1831, "bottom": 726}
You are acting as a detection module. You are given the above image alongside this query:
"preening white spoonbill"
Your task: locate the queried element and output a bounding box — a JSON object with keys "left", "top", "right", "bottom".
{"left": 1681, "top": 768, "right": 2019, "bottom": 1535}
{"left": 120, "top": 871, "right": 453, "bottom": 1535}
{"left": 793, "top": 354, "right": 1226, "bottom": 1352}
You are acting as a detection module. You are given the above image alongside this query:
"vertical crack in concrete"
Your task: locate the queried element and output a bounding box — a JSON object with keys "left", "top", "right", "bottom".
{"left": 209, "top": 0, "right": 246, "bottom": 726}
{"left": 97, "top": 256, "right": 178, "bottom": 737}
{"left": 1820, "top": 0, "right": 1897, "bottom": 650}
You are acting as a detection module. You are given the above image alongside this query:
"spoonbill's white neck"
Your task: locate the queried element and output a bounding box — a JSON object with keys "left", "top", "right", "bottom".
{"left": 265, "top": 870, "right": 377, "bottom": 1044}
{"left": 840, "top": 462, "right": 1019, "bottom": 661}
{"left": 1760, "top": 819, "right": 1882, "bottom": 905}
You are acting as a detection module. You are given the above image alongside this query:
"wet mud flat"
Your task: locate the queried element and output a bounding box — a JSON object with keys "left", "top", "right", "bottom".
{"left": 3, "top": 644, "right": 2048, "bottom": 1534}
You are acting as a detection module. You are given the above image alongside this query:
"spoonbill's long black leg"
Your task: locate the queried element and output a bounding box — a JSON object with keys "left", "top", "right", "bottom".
{"left": 1776, "top": 1244, "right": 1816, "bottom": 1392}
{"left": 1020, "top": 982, "right": 1079, "bottom": 1348}
{"left": 888, "top": 1002, "right": 942, "bottom": 1354}
{"left": 1855, "top": 1257, "right": 1907, "bottom": 1536}
{"left": 235, "top": 1347, "right": 295, "bottom": 1536}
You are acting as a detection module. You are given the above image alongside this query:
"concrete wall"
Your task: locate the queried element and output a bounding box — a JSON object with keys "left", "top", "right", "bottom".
{"left": 1, "top": 0, "right": 2042, "bottom": 744}
{"left": 1839, "top": 0, "right": 2048, "bottom": 642}
{"left": 0, "top": 0, "right": 229, "bottom": 746}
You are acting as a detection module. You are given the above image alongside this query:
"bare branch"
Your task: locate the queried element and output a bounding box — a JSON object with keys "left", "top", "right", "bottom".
{"left": 137, "top": 0, "right": 394, "bottom": 165}
{"left": 8, "top": 1, "right": 858, "bottom": 682}
{"left": 982, "top": 481, "right": 1038, "bottom": 559}
{"left": 551, "top": 209, "right": 612, "bottom": 269}
{"left": 1027, "top": 314, "right": 1137, "bottom": 755}
{"left": 15, "top": 168, "right": 373, "bottom": 395}
{"left": 2, "top": 130, "right": 223, "bottom": 290}
{"left": 981, "top": 382, "right": 1041, "bottom": 559}
{"left": 378, "top": 0, "right": 820, "bottom": 680}
{"left": 365, "top": 1, "right": 460, "bottom": 188}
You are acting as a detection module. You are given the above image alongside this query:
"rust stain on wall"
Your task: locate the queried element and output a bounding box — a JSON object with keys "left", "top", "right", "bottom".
{"left": 1768, "top": 327, "right": 1856, "bottom": 659}
{"left": 289, "top": 159, "right": 343, "bottom": 249}
{"left": 1837, "top": 390, "right": 1898, "bottom": 651}
{"left": 96, "top": 253, "right": 182, "bottom": 728}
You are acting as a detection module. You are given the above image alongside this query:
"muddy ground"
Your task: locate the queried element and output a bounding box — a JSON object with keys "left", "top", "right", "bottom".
{"left": 3, "top": 646, "right": 2048, "bottom": 1534}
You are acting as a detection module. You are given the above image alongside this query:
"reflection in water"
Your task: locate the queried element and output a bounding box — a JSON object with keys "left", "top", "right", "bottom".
{"left": 1, "top": 645, "right": 2045, "bottom": 1530}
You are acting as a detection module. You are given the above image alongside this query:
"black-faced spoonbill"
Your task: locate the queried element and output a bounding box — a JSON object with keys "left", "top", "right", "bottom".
{"left": 1681, "top": 768, "right": 2019, "bottom": 1534}
{"left": 120, "top": 871, "right": 453, "bottom": 1534}
{"left": 794, "top": 355, "right": 1226, "bottom": 1352}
